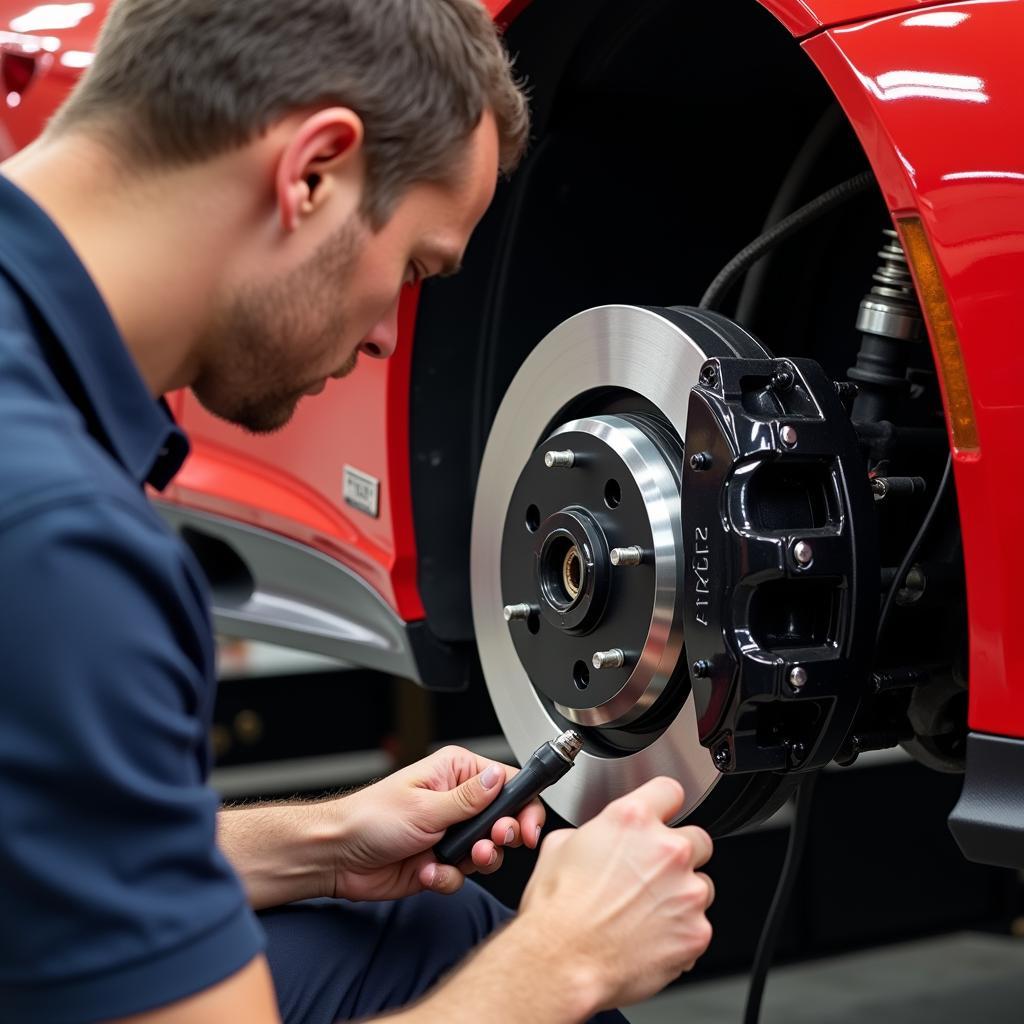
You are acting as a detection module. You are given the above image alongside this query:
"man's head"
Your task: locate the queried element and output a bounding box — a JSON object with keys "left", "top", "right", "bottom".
{"left": 49, "top": 0, "right": 528, "bottom": 431}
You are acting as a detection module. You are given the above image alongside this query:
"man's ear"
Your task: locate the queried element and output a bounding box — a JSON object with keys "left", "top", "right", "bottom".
{"left": 275, "top": 107, "right": 364, "bottom": 233}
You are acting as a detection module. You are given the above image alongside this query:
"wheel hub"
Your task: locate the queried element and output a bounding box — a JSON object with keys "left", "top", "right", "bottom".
{"left": 502, "top": 415, "right": 684, "bottom": 728}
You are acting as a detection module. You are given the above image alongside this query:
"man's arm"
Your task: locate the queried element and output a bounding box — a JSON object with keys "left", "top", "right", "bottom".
{"left": 218, "top": 801, "right": 337, "bottom": 910}
{"left": 218, "top": 747, "right": 547, "bottom": 910}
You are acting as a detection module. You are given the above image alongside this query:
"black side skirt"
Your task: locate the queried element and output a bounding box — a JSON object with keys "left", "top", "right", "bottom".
{"left": 949, "top": 732, "right": 1024, "bottom": 868}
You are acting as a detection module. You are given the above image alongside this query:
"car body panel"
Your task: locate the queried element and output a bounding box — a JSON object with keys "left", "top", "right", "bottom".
{"left": 800, "top": 1, "right": 1024, "bottom": 738}
{"left": 761, "top": 0, "right": 966, "bottom": 35}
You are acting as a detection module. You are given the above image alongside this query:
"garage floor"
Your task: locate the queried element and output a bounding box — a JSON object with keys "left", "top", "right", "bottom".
{"left": 627, "top": 931, "right": 1024, "bottom": 1023}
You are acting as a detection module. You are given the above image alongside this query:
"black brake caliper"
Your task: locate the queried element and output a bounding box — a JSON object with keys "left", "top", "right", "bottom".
{"left": 682, "top": 356, "right": 878, "bottom": 774}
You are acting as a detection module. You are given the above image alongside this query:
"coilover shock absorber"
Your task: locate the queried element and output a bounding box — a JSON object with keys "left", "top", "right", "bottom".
{"left": 847, "top": 229, "right": 925, "bottom": 423}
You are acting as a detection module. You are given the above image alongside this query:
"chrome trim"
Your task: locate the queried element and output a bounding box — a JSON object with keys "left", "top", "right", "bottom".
{"left": 155, "top": 504, "right": 423, "bottom": 682}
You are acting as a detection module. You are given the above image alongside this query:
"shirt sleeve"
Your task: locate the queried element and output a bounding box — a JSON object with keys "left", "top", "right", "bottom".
{"left": 0, "top": 491, "right": 264, "bottom": 1022}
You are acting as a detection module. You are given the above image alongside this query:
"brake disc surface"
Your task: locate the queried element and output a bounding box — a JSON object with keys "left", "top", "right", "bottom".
{"left": 471, "top": 304, "right": 799, "bottom": 832}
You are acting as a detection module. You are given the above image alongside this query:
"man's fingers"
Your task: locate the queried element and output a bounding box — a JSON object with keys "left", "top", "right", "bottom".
{"left": 614, "top": 776, "right": 685, "bottom": 824}
{"left": 438, "top": 762, "right": 507, "bottom": 827}
{"left": 515, "top": 798, "right": 546, "bottom": 848}
{"left": 695, "top": 871, "right": 715, "bottom": 910}
{"left": 420, "top": 861, "right": 466, "bottom": 895}
{"left": 678, "top": 826, "right": 714, "bottom": 869}
{"left": 471, "top": 839, "right": 504, "bottom": 875}
{"left": 491, "top": 817, "right": 520, "bottom": 848}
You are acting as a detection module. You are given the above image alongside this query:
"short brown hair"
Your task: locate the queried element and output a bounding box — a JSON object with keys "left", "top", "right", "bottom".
{"left": 50, "top": 0, "right": 529, "bottom": 224}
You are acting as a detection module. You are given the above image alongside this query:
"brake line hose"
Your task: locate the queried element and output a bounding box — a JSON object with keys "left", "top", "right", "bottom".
{"left": 699, "top": 171, "right": 875, "bottom": 312}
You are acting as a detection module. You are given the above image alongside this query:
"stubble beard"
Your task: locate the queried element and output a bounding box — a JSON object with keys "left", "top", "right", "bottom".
{"left": 192, "top": 217, "right": 365, "bottom": 434}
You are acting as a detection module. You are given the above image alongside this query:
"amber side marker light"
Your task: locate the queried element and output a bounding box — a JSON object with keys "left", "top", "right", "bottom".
{"left": 896, "top": 216, "right": 980, "bottom": 453}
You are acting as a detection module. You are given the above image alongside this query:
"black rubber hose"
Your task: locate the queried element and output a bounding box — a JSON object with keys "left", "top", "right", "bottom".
{"left": 699, "top": 171, "right": 875, "bottom": 312}
{"left": 734, "top": 106, "right": 843, "bottom": 324}
{"left": 742, "top": 771, "right": 819, "bottom": 1024}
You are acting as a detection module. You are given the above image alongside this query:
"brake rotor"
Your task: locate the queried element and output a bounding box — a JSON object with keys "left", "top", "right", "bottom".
{"left": 471, "top": 304, "right": 800, "bottom": 833}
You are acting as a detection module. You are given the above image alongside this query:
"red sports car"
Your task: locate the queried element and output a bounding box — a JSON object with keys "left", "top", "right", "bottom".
{"left": 3, "top": 0, "right": 1022, "bottom": 865}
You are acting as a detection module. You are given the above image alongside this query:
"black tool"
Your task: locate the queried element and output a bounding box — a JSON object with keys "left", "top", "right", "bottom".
{"left": 434, "top": 729, "right": 584, "bottom": 865}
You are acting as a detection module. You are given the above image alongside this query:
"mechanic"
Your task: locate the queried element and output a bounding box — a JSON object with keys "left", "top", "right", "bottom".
{"left": 0, "top": 2, "right": 715, "bottom": 1022}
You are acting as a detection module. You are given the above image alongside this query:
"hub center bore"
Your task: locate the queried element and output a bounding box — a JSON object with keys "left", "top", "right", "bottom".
{"left": 539, "top": 532, "right": 589, "bottom": 611}
{"left": 563, "top": 546, "right": 582, "bottom": 602}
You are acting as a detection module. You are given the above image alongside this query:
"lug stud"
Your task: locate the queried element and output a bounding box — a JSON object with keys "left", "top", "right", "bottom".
{"left": 689, "top": 451, "right": 712, "bottom": 471}
{"left": 503, "top": 603, "right": 535, "bottom": 622}
{"left": 793, "top": 541, "right": 814, "bottom": 567}
{"left": 691, "top": 659, "right": 712, "bottom": 679}
{"left": 592, "top": 649, "right": 626, "bottom": 670}
{"left": 544, "top": 450, "right": 575, "bottom": 469}
{"left": 610, "top": 546, "right": 644, "bottom": 567}
{"left": 780, "top": 425, "right": 798, "bottom": 448}
{"left": 789, "top": 666, "right": 808, "bottom": 689}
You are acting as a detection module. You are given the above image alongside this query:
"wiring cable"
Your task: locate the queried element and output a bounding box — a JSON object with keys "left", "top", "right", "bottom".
{"left": 742, "top": 770, "right": 818, "bottom": 1024}
{"left": 740, "top": 453, "right": 954, "bottom": 1023}
{"left": 699, "top": 171, "right": 875, "bottom": 312}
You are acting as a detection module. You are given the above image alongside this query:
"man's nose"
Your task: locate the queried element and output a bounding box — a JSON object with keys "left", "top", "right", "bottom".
{"left": 359, "top": 297, "right": 401, "bottom": 360}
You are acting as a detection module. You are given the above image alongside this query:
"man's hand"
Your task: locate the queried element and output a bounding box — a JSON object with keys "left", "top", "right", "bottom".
{"left": 218, "top": 746, "right": 542, "bottom": 909}
{"left": 513, "top": 776, "right": 715, "bottom": 1010}
{"left": 328, "top": 745, "right": 545, "bottom": 901}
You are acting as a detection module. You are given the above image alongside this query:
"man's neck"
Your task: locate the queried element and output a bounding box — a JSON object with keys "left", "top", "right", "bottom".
{"left": 2, "top": 133, "right": 235, "bottom": 397}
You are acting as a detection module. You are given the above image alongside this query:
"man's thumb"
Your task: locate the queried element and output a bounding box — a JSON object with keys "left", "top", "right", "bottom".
{"left": 441, "top": 763, "right": 505, "bottom": 825}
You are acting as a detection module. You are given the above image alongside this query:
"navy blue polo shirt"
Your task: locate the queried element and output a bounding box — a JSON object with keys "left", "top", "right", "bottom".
{"left": 0, "top": 174, "right": 263, "bottom": 1021}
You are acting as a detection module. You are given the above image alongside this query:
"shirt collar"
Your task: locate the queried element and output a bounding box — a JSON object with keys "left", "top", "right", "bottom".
{"left": 0, "top": 173, "right": 189, "bottom": 490}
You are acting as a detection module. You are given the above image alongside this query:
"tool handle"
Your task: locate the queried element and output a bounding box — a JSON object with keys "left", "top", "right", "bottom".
{"left": 434, "top": 743, "right": 572, "bottom": 865}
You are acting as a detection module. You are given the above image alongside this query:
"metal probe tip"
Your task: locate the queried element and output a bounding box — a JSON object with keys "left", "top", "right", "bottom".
{"left": 551, "top": 729, "right": 584, "bottom": 763}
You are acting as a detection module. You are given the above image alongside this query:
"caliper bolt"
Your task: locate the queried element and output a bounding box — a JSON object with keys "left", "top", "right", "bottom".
{"left": 544, "top": 449, "right": 575, "bottom": 469}
{"left": 610, "top": 546, "right": 644, "bottom": 567}
{"left": 771, "top": 367, "right": 795, "bottom": 392}
{"left": 503, "top": 603, "right": 535, "bottom": 622}
{"left": 793, "top": 540, "right": 814, "bottom": 568}
{"left": 713, "top": 745, "right": 732, "bottom": 770}
{"left": 789, "top": 666, "right": 808, "bottom": 689}
{"left": 689, "top": 451, "right": 712, "bottom": 471}
{"left": 592, "top": 649, "right": 626, "bottom": 670}
{"left": 780, "top": 425, "right": 798, "bottom": 448}
{"left": 691, "top": 659, "right": 712, "bottom": 679}
{"left": 700, "top": 365, "right": 718, "bottom": 387}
